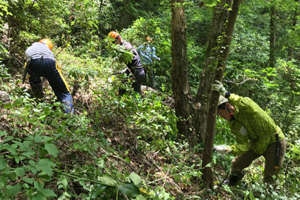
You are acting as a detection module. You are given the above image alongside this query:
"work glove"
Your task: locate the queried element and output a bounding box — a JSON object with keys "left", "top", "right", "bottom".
{"left": 157, "top": 57, "right": 161, "bottom": 61}
{"left": 108, "top": 76, "right": 114, "bottom": 83}
{"left": 213, "top": 145, "right": 232, "bottom": 154}
{"left": 211, "top": 80, "right": 227, "bottom": 97}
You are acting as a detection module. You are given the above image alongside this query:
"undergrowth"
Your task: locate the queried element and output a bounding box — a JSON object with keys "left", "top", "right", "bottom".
{"left": 0, "top": 51, "right": 299, "bottom": 200}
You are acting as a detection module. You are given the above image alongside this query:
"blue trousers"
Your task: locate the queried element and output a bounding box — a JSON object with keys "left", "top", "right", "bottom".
{"left": 27, "top": 58, "right": 73, "bottom": 114}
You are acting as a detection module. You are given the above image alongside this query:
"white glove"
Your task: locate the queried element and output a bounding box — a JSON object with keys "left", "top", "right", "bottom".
{"left": 211, "top": 80, "right": 227, "bottom": 96}
{"left": 156, "top": 57, "right": 161, "bottom": 61}
{"left": 213, "top": 145, "right": 231, "bottom": 154}
{"left": 108, "top": 76, "right": 115, "bottom": 83}
{"left": 120, "top": 68, "right": 127, "bottom": 74}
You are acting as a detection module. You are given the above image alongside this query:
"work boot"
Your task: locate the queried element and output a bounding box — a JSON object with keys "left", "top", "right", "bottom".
{"left": 225, "top": 172, "right": 245, "bottom": 186}
{"left": 63, "top": 101, "right": 74, "bottom": 115}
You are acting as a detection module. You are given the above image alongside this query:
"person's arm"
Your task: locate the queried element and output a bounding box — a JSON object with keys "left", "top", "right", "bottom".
{"left": 230, "top": 141, "right": 251, "bottom": 156}
{"left": 228, "top": 93, "right": 256, "bottom": 111}
{"left": 111, "top": 68, "right": 127, "bottom": 75}
{"left": 150, "top": 46, "right": 160, "bottom": 61}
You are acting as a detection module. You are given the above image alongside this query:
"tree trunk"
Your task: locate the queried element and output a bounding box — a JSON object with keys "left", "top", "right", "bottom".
{"left": 170, "top": 0, "right": 196, "bottom": 147}
{"left": 201, "top": 0, "right": 241, "bottom": 188}
{"left": 99, "top": 0, "right": 104, "bottom": 13}
{"left": 194, "top": 0, "right": 232, "bottom": 144}
{"left": 118, "top": 0, "right": 134, "bottom": 29}
{"left": 269, "top": 4, "right": 276, "bottom": 68}
{"left": 287, "top": 0, "right": 299, "bottom": 61}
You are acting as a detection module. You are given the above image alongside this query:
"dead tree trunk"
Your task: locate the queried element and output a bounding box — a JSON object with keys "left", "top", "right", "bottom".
{"left": 201, "top": 0, "right": 241, "bottom": 188}
{"left": 170, "top": 0, "right": 196, "bottom": 147}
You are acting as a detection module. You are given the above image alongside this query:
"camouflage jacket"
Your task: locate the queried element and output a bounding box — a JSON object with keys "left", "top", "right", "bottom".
{"left": 228, "top": 94, "right": 285, "bottom": 156}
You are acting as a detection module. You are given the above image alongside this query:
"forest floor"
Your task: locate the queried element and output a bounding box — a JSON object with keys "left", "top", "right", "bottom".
{"left": 0, "top": 58, "right": 291, "bottom": 200}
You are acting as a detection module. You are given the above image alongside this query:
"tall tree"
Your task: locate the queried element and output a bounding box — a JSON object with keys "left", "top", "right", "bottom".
{"left": 269, "top": 1, "right": 276, "bottom": 68}
{"left": 287, "top": 0, "right": 299, "bottom": 61}
{"left": 199, "top": 0, "right": 242, "bottom": 187}
{"left": 170, "top": 0, "right": 196, "bottom": 146}
{"left": 193, "top": 0, "right": 232, "bottom": 143}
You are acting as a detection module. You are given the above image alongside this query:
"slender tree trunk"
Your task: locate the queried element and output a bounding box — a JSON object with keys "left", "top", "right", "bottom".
{"left": 194, "top": 0, "right": 232, "bottom": 144}
{"left": 201, "top": 0, "right": 241, "bottom": 188}
{"left": 269, "top": 4, "right": 276, "bottom": 67}
{"left": 171, "top": 0, "right": 196, "bottom": 147}
{"left": 287, "top": 0, "right": 299, "bottom": 61}
{"left": 118, "top": 0, "right": 133, "bottom": 29}
{"left": 99, "top": 0, "right": 104, "bottom": 12}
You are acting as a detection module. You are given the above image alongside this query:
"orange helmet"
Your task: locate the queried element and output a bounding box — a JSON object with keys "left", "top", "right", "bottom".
{"left": 146, "top": 36, "right": 153, "bottom": 42}
{"left": 39, "top": 39, "right": 53, "bottom": 50}
{"left": 108, "top": 31, "right": 120, "bottom": 39}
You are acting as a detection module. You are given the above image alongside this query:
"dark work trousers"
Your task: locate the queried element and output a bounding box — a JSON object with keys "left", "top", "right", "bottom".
{"left": 231, "top": 138, "right": 286, "bottom": 184}
{"left": 143, "top": 64, "right": 155, "bottom": 89}
{"left": 119, "top": 67, "right": 145, "bottom": 96}
{"left": 27, "top": 58, "right": 73, "bottom": 113}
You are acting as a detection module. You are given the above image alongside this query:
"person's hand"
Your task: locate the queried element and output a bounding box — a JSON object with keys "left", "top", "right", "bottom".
{"left": 213, "top": 145, "right": 231, "bottom": 154}
{"left": 108, "top": 76, "right": 114, "bottom": 83}
{"left": 211, "top": 80, "right": 227, "bottom": 96}
{"left": 157, "top": 57, "right": 161, "bottom": 61}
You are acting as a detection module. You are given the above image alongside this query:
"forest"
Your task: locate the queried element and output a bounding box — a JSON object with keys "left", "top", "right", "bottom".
{"left": 0, "top": 0, "right": 300, "bottom": 199}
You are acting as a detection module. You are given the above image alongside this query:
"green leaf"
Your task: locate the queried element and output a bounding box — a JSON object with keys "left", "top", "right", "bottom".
{"left": 91, "top": 184, "right": 107, "bottom": 198}
{"left": 0, "top": 131, "right": 7, "bottom": 136}
{"left": 45, "top": 143, "right": 58, "bottom": 157}
{"left": 13, "top": 98, "right": 23, "bottom": 106}
{"left": 61, "top": 178, "right": 68, "bottom": 187}
{"left": 34, "top": 181, "right": 44, "bottom": 191}
{"left": 21, "top": 151, "right": 35, "bottom": 158}
{"left": 4, "top": 103, "right": 12, "bottom": 109}
{"left": 3, "top": 136, "right": 14, "bottom": 143}
{"left": 22, "top": 177, "right": 33, "bottom": 184}
{"left": 136, "top": 194, "right": 147, "bottom": 200}
{"left": 118, "top": 182, "right": 140, "bottom": 198}
{"left": 9, "top": 183, "right": 22, "bottom": 197}
{"left": 15, "top": 167, "right": 25, "bottom": 177}
{"left": 125, "top": 157, "right": 131, "bottom": 162}
{"left": 36, "top": 159, "right": 56, "bottom": 176}
{"left": 9, "top": 172, "right": 17, "bottom": 181}
{"left": 129, "top": 172, "right": 142, "bottom": 188}
{"left": 0, "top": 159, "right": 7, "bottom": 170}
{"left": 0, "top": 176, "right": 7, "bottom": 186}
{"left": 34, "top": 135, "right": 43, "bottom": 143}
{"left": 32, "top": 192, "right": 46, "bottom": 200}
{"left": 5, "top": 145, "right": 17, "bottom": 155}
{"left": 98, "top": 176, "right": 117, "bottom": 186}
{"left": 43, "top": 136, "right": 54, "bottom": 143}
{"left": 44, "top": 107, "right": 51, "bottom": 115}
{"left": 41, "top": 189, "right": 57, "bottom": 197}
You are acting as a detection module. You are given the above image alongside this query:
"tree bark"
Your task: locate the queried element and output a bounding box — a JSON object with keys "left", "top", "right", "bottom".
{"left": 201, "top": 0, "right": 241, "bottom": 188}
{"left": 269, "top": 4, "right": 276, "bottom": 68}
{"left": 170, "top": 0, "right": 196, "bottom": 147}
{"left": 287, "top": 0, "right": 299, "bottom": 61}
{"left": 194, "top": 0, "right": 232, "bottom": 144}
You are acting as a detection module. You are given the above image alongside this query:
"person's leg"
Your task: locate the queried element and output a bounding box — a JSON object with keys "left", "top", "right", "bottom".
{"left": 230, "top": 149, "right": 261, "bottom": 185}
{"left": 143, "top": 64, "right": 150, "bottom": 86}
{"left": 41, "top": 59, "right": 74, "bottom": 114}
{"left": 132, "top": 68, "right": 145, "bottom": 93}
{"left": 147, "top": 63, "right": 155, "bottom": 88}
{"left": 28, "top": 60, "right": 44, "bottom": 99}
{"left": 263, "top": 138, "right": 286, "bottom": 184}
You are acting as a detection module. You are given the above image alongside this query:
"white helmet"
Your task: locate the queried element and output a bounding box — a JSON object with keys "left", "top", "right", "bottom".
{"left": 218, "top": 96, "right": 228, "bottom": 106}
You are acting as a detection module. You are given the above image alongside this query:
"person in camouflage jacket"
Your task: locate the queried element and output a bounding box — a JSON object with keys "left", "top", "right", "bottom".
{"left": 212, "top": 80, "right": 286, "bottom": 185}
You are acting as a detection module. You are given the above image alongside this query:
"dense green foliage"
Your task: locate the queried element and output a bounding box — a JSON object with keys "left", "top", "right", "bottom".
{"left": 1, "top": 0, "right": 300, "bottom": 199}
